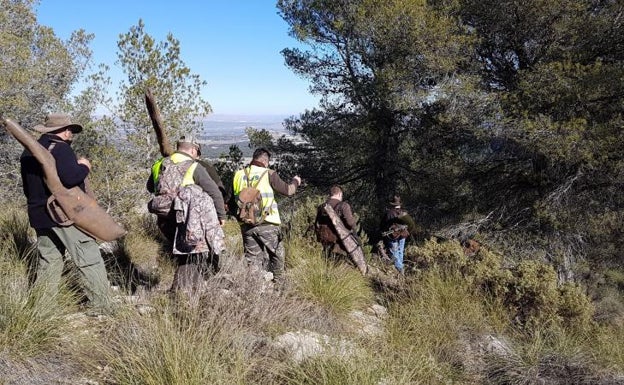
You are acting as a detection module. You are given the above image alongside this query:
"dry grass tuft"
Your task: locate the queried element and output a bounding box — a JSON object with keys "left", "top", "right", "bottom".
{"left": 483, "top": 327, "right": 602, "bottom": 385}
{"left": 0, "top": 245, "right": 78, "bottom": 359}
{"left": 100, "top": 303, "right": 251, "bottom": 385}
{"left": 290, "top": 246, "right": 374, "bottom": 317}
{"left": 276, "top": 354, "right": 383, "bottom": 385}
{"left": 200, "top": 260, "right": 343, "bottom": 335}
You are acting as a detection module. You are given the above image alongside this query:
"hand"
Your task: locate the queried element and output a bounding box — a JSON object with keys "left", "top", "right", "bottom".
{"left": 77, "top": 157, "right": 92, "bottom": 170}
{"left": 219, "top": 218, "right": 225, "bottom": 226}
{"left": 293, "top": 175, "right": 302, "bottom": 185}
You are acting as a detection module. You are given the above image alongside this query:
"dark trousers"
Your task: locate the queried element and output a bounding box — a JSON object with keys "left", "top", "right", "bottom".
{"left": 170, "top": 252, "right": 219, "bottom": 293}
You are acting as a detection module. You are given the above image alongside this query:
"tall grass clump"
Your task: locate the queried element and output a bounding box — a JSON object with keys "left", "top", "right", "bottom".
{"left": 222, "top": 218, "right": 244, "bottom": 259}
{"left": 0, "top": 207, "right": 36, "bottom": 261}
{"left": 286, "top": 235, "right": 321, "bottom": 269}
{"left": 122, "top": 214, "right": 162, "bottom": 259}
{"left": 102, "top": 306, "right": 253, "bottom": 385}
{"left": 383, "top": 271, "right": 501, "bottom": 383}
{"left": 594, "top": 324, "right": 624, "bottom": 371}
{"left": 483, "top": 326, "right": 601, "bottom": 385}
{"left": 291, "top": 248, "right": 374, "bottom": 316}
{"left": 0, "top": 243, "right": 77, "bottom": 359}
{"left": 106, "top": 213, "right": 164, "bottom": 291}
{"left": 0, "top": 208, "right": 49, "bottom": 357}
{"left": 277, "top": 354, "right": 383, "bottom": 385}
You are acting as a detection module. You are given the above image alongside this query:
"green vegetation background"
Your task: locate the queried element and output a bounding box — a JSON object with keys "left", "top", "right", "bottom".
{"left": 1, "top": 0, "right": 623, "bottom": 383}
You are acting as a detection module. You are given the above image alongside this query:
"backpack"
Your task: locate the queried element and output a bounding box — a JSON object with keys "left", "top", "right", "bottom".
{"left": 172, "top": 183, "right": 225, "bottom": 255}
{"left": 314, "top": 201, "right": 343, "bottom": 245}
{"left": 236, "top": 167, "right": 269, "bottom": 225}
{"left": 148, "top": 157, "right": 197, "bottom": 218}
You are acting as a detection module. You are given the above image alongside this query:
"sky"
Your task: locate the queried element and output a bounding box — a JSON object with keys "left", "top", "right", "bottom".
{"left": 36, "top": 0, "right": 320, "bottom": 117}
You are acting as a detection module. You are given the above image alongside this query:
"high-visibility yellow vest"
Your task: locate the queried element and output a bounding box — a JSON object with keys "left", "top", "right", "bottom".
{"left": 151, "top": 152, "right": 198, "bottom": 190}
{"left": 233, "top": 165, "right": 280, "bottom": 225}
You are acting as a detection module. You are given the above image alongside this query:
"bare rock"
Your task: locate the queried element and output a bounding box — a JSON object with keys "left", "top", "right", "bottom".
{"left": 273, "top": 330, "right": 357, "bottom": 363}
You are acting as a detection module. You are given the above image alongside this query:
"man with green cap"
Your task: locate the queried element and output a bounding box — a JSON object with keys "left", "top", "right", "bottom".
{"left": 147, "top": 134, "right": 226, "bottom": 297}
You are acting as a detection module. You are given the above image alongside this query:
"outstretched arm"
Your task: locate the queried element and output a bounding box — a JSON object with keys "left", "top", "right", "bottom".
{"left": 268, "top": 170, "right": 301, "bottom": 196}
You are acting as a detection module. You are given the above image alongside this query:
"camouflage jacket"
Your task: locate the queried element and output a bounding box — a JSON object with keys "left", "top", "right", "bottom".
{"left": 173, "top": 183, "right": 225, "bottom": 255}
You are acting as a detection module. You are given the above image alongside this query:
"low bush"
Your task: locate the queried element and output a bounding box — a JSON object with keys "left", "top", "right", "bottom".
{"left": 411, "top": 238, "right": 595, "bottom": 331}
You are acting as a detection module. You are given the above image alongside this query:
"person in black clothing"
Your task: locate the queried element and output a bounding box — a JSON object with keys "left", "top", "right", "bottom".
{"left": 20, "top": 113, "right": 111, "bottom": 313}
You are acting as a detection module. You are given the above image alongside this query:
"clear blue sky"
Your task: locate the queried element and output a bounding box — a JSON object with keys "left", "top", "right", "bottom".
{"left": 36, "top": 1, "right": 319, "bottom": 116}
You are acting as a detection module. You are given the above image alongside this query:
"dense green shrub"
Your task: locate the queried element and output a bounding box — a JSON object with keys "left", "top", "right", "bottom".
{"left": 557, "top": 282, "right": 594, "bottom": 329}
{"left": 410, "top": 238, "right": 594, "bottom": 331}
{"left": 505, "top": 260, "right": 561, "bottom": 328}
{"left": 411, "top": 238, "right": 468, "bottom": 272}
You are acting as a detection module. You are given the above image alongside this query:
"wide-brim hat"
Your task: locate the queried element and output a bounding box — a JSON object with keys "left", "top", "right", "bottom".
{"left": 34, "top": 113, "right": 83, "bottom": 134}
{"left": 389, "top": 195, "right": 402, "bottom": 206}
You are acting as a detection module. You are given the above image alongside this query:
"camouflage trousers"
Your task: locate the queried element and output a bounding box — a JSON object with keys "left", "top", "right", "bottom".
{"left": 34, "top": 226, "right": 111, "bottom": 310}
{"left": 241, "top": 223, "right": 284, "bottom": 283}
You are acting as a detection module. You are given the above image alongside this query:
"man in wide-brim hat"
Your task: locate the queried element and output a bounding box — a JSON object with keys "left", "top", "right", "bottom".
{"left": 383, "top": 194, "right": 416, "bottom": 274}
{"left": 20, "top": 112, "right": 112, "bottom": 315}
{"left": 33, "top": 113, "right": 84, "bottom": 134}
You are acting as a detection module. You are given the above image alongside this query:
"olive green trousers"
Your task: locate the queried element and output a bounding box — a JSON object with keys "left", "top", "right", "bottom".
{"left": 34, "top": 226, "right": 111, "bottom": 310}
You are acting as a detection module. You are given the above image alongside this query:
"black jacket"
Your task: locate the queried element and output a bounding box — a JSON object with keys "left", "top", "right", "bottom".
{"left": 20, "top": 134, "right": 89, "bottom": 230}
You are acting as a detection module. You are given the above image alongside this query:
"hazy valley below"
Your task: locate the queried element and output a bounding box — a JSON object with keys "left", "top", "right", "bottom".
{"left": 198, "top": 114, "right": 291, "bottom": 158}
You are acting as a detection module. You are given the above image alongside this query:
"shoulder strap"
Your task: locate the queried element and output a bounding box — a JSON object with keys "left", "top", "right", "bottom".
{"left": 180, "top": 162, "right": 198, "bottom": 187}
{"left": 244, "top": 166, "right": 269, "bottom": 189}
{"left": 47, "top": 138, "right": 64, "bottom": 152}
